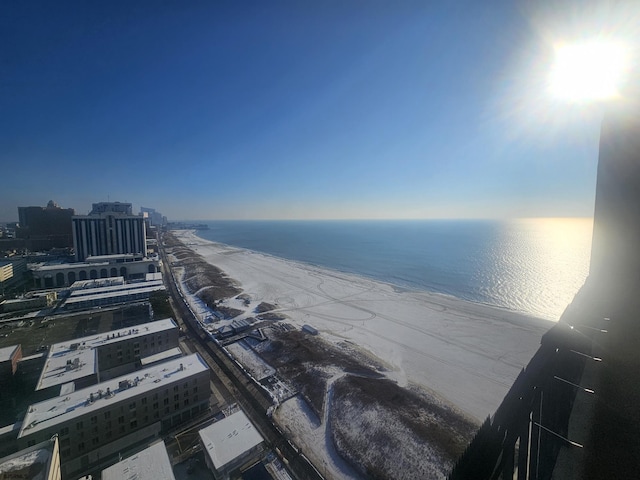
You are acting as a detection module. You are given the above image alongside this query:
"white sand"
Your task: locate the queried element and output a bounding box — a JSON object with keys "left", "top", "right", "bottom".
{"left": 173, "top": 230, "right": 551, "bottom": 422}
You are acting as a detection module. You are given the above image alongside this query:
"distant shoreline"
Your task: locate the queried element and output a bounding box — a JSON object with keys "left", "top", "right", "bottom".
{"left": 188, "top": 218, "right": 591, "bottom": 321}
{"left": 172, "top": 229, "right": 549, "bottom": 420}
{"left": 188, "top": 228, "right": 554, "bottom": 330}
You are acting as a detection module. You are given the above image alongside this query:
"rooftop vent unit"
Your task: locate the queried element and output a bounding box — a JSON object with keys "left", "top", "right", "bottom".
{"left": 70, "top": 343, "right": 80, "bottom": 351}
{"left": 119, "top": 380, "right": 131, "bottom": 390}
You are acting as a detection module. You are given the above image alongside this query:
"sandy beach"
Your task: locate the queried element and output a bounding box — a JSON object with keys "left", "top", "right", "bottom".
{"left": 174, "top": 230, "right": 551, "bottom": 421}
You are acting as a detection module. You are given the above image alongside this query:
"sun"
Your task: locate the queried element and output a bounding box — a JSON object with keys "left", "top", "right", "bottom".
{"left": 548, "top": 40, "right": 629, "bottom": 102}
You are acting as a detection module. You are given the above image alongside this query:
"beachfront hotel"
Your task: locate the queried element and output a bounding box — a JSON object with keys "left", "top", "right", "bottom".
{"left": 72, "top": 202, "right": 147, "bottom": 262}
{"left": 19, "top": 353, "right": 211, "bottom": 478}
{"left": 36, "top": 318, "right": 179, "bottom": 396}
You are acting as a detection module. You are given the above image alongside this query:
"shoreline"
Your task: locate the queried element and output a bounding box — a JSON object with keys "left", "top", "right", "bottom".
{"left": 188, "top": 230, "right": 554, "bottom": 330}
{"left": 172, "top": 229, "right": 551, "bottom": 421}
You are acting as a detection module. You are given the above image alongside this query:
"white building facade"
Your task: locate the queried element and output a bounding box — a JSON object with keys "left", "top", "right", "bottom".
{"left": 72, "top": 203, "right": 148, "bottom": 262}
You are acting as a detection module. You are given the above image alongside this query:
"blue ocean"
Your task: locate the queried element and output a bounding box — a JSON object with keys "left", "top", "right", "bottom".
{"left": 193, "top": 219, "right": 592, "bottom": 321}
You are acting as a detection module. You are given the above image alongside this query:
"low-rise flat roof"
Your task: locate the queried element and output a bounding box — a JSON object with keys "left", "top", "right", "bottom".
{"left": 68, "top": 280, "right": 164, "bottom": 298}
{"left": 140, "top": 347, "right": 182, "bottom": 366}
{"left": 199, "top": 411, "right": 264, "bottom": 472}
{"left": 101, "top": 441, "right": 175, "bottom": 480}
{"left": 21, "top": 353, "right": 208, "bottom": 438}
{"left": 70, "top": 277, "right": 125, "bottom": 290}
{"left": 36, "top": 318, "right": 177, "bottom": 391}
{"left": 0, "top": 345, "right": 20, "bottom": 363}
{"left": 63, "top": 284, "right": 165, "bottom": 306}
{"left": 0, "top": 438, "right": 56, "bottom": 478}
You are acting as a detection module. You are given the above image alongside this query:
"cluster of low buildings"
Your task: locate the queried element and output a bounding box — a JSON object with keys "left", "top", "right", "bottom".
{"left": 0, "top": 200, "right": 275, "bottom": 480}
{"left": 0, "top": 316, "right": 270, "bottom": 479}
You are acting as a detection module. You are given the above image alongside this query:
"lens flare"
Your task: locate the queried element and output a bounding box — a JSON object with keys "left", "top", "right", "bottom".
{"left": 548, "top": 40, "right": 629, "bottom": 102}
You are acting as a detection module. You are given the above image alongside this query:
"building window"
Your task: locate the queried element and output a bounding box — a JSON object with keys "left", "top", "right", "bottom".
{"left": 193, "top": 386, "right": 198, "bottom": 393}
{"left": 129, "top": 402, "right": 136, "bottom": 410}
{"left": 118, "top": 416, "right": 125, "bottom": 424}
{"left": 174, "top": 394, "right": 179, "bottom": 402}
{"left": 173, "top": 386, "right": 179, "bottom": 393}
{"left": 153, "top": 393, "right": 158, "bottom": 401}
{"left": 174, "top": 403, "right": 180, "bottom": 411}
{"left": 104, "top": 411, "right": 111, "bottom": 420}
{"left": 154, "top": 412, "right": 160, "bottom": 419}
{"left": 141, "top": 397, "right": 147, "bottom": 405}
{"left": 60, "top": 427, "right": 69, "bottom": 436}
{"left": 78, "top": 442, "right": 85, "bottom": 452}
{"left": 130, "top": 420, "right": 137, "bottom": 429}
{"left": 90, "top": 415, "right": 97, "bottom": 424}
{"left": 76, "top": 421, "right": 83, "bottom": 430}
{"left": 183, "top": 382, "right": 188, "bottom": 390}
{"left": 184, "top": 398, "right": 189, "bottom": 406}
{"left": 164, "top": 398, "right": 169, "bottom": 406}
{"left": 92, "top": 437, "right": 99, "bottom": 446}
{"left": 153, "top": 402, "right": 158, "bottom": 410}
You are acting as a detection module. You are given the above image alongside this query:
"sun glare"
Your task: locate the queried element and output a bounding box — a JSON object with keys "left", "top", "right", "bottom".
{"left": 548, "top": 40, "right": 629, "bottom": 102}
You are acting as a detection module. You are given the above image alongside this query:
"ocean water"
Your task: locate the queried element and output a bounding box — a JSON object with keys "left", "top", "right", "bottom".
{"left": 193, "top": 218, "right": 592, "bottom": 321}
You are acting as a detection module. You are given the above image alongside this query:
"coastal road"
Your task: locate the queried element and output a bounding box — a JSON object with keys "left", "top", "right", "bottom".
{"left": 158, "top": 233, "right": 323, "bottom": 480}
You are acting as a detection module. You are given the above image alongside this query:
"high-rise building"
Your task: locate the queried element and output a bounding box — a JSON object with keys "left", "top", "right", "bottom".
{"left": 16, "top": 200, "right": 74, "bottom": 250}
{"left": 589, "top": 98, "right": 640, "bottom": 286}
{"left": 72, "top": 202, "right": 147, "bottom": 261}
{"left": 140, "top": 207, "right": 166, "bottom": 228}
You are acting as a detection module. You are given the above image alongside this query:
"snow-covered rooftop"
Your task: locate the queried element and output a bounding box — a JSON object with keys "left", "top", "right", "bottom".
{"left": 0, "top": 345, "right": 19, "bottom": 363}
{"left": 199, "top": 411, "right": 264, "bottom": 471}
{"left": 36, "top": 318, "right": 177, "bottom": 391}
{"left": 63, "top": 284, "right": 165, "bottom": 307}
{"left": 21, "top": 353, "right": 208, "bottom": 438}
{"left": 0, "top": 438, "right": 54, "bottom": 479}
{"left": 140, "top": 347, "right": 182, "bottom": 366}
{"left": 68, "top": 280, "right": 164, "bottom": 298}
{"left": 101, "top": 441, "right": 175, "bottom": 480}
{"left": 70, "top": 277, "right": 125, "bottom": 290}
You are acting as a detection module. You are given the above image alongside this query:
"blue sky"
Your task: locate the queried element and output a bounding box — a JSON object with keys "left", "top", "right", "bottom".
{"left": 1, "top": 1, "right": 635, "bottom": 221}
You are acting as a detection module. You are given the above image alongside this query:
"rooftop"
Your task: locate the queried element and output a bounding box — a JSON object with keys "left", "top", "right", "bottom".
{"left": 36, "top": 318, "right": 177, "bottom": 391}
{"left": 0, "top": 437, "right": 56, "bottom": 478}
{"left": 70, "top": 277, "right": 126, "bottom": 290}
{"left": 199, "top": 411, "right": 264, "bottom": 471}
{"left": 68, "top": 280, "right": 164, "bottom": 299}
{"left": 21, "top": 353, "right": 207, "bottom": 438}
{"left": 63, "top": 284, "right": 165, "bottom": 306}
{"left": 101, "top": 441, "right": 175, "bottom": 480}
{"left": 0, "top": 345, "right": 20, "bottom": 363}
{"left": 140, "top": 347, "right": 183, "bottom": 366}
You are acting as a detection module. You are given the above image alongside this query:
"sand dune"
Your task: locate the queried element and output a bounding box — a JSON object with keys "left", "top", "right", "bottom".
{"left": 174, "top": 230, "right": 551, "bottom": 421}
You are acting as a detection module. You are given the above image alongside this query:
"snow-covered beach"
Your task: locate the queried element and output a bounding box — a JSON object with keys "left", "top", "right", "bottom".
{"left": 174, "top": 229, "right": 551, "bottom": 421}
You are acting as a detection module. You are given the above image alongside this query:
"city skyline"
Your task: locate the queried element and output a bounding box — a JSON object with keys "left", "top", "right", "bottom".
{"left": 2, "top": 1, "right": 637, "bottom": 221}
